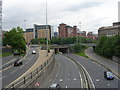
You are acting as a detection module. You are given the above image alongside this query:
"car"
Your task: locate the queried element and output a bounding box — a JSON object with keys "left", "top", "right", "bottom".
{"left": 48, "top": 83, "right": 60, "bottom": 90}
{"left": 14, "top": 60, "right": 22, "bottom": 66}
{"left": 104, "top": 71, "right": 114, "bottom": 80}
{"left": 32, "top": 50, "right": 37, "bottom": 54}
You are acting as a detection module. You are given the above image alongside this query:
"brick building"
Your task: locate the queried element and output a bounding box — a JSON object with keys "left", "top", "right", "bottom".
{"left": 58, "top": 23, "right": 77, "bottom": 39}
{"left": 98, "top": 22, "right": 120, "bottom": 38}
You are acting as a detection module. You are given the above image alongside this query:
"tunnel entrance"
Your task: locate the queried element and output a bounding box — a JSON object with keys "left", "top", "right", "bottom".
{"left": 54, "top": 48, "right": 69, "bottom": 54}
{"left": 59, "top": 48, "right": 68, "bottom": 53}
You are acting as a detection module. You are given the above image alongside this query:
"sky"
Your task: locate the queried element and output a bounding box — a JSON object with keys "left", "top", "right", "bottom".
{"left": 2, "top": 0, "right": 119, "bottom": 34}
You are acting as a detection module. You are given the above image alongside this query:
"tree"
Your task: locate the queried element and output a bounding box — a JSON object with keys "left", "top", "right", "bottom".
{"left": 4, "top": 27, "right": 26, "bottom": 54}
{"left": 71, "top": 43, "right": 82, "bottom": 53}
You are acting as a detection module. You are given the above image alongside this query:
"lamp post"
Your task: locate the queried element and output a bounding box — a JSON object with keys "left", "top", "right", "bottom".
{"left": 79, "top": 22, "right": 81, "bottom": 44}
{"left": 24, "top": 20, "right": 26, "bottom": 43}
{"left": 46, "top": 0, "right": 48, "bottom": 56}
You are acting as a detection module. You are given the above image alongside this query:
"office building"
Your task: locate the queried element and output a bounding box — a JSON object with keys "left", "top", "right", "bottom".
{"left": 98, "top": 22, "right": 120, "bottom": 38}
{"left": 34, "top": 24, "right": 53, "bottom": 40}
{"left": 58, "top": 23, "right": 77, "bottom": 39}
{"left": 23, "top": 28, "right": 34, "bottom": 44}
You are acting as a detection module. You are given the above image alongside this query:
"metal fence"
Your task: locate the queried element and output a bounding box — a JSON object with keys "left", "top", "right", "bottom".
{"left": 3, "top": 51, "right": 55, "bottom": 89}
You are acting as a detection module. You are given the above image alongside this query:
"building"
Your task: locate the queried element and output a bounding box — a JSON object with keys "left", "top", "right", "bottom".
{"left": 98, "top": 22, "right": 120, "bottom": 38}
{"left": 58, "top": 23, "right": 77, "bottom": 39}
{"left": 77, "top": 31, "right": 86, "bottom": 37}
{"left": 34, "top": 24, "right": 53, "bottom": 40}
{"left": 23, "top": 28, "right": 34, "bottom": 44}
{"left": 54, "top": 32, "right": 58, "bottom": 37}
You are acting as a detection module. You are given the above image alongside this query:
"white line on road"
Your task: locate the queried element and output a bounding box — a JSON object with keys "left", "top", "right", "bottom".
{"left": 79, "top": 62, "right": 95, "bottom": 89}
{"left": 11, "top": 70, "right": 17, "bottom": 74}
{"left": 26, "top": 62, "right": 29, "bottom": 64}
{"left": 73, "top": 78, "right": 77, "bottom": 81}
{"left": 19, "top": 65, "right": 24, "bottom": 68}
{"left": 79, "top": 71, "right": 83, "bottom": 88}
{"left": 0, "top": 75, "right": 7, "bottom": 80}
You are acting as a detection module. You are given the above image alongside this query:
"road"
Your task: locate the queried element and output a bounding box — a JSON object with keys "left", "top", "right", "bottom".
{"left": 2, "top": 55, "right": 19, "bottom": 65}
{"left": 65, "top": 53, "right": 119, "bottom": 88}
{"left": 29, "top": 54, "right": 81, "bottom": 88}
{"left": 2, "top": 47, "right": 39, "bottom": 88}
{"left": 85, "top": 47, "right": 119, "bottom": 77}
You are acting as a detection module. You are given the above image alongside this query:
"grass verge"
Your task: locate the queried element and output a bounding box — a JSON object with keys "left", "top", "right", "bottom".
{"left": 75, "top": 46, "right": 89, "bottom": 58}
{"left": 0, "top": 53, "right": 13, "bottom": 58}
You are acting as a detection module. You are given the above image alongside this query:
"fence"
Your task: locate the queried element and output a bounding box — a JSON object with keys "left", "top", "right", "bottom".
{"left": 3, "top": 51, "right": 55, "bottom": 89}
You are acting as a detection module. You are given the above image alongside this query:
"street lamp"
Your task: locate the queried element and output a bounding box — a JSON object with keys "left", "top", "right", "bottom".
{"left": 79, "top": 22, "right": 81, "bottom": 44}
{"left": 24, "top": 20, "right": 26, "bottom": 43}
{"left": 46, "top": 0, "right": 48, "bottom": 56}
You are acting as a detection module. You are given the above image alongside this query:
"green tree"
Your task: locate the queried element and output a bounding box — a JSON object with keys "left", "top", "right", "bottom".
{"left": 4, "top": 27, "right": 26, "bottom": 54}
{"left": 71, "top": 43, "right": 82, "bottom": 53}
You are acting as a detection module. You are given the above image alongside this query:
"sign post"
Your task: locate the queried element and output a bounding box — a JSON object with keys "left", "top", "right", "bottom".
{"left": 35, "top": 82, "right": 40, "bottom": 89}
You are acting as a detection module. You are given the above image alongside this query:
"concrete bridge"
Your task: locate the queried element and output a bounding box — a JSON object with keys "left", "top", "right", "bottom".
{"left": 50, "top": 43, "right": 97, "bottom": 54}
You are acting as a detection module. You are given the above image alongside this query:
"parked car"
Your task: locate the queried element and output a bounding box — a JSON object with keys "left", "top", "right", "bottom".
{"left": 104, "top": 71, "right": 114, "bottom": 80}
{"left": 14, "top": 60, "right": 22, "bottom": 66}
{"left": 48, "top": 83, "right": 60, "bottom": 90}
{"left": 32, "top": 50, "right": 37, "bottom": 54}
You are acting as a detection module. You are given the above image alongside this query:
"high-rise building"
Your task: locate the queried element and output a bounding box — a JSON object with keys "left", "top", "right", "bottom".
{"left": 33, "top": 24, "right": 53, "bottom": 40}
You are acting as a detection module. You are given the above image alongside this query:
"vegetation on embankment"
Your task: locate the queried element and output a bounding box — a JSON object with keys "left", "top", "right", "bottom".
{"left": 95, "top": 35, "right": 120, "bottom": 59}
{"left": 70, "top": 43, "right": 89, "bottom": 58}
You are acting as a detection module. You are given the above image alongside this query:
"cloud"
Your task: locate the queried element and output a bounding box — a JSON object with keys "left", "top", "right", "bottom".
{"left": 2, "top": 0, "right": 119, "bottom": 34}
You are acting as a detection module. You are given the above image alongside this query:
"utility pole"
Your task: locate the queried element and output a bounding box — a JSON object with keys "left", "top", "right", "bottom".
{"left": 46, "top": 0, "right": 48, "bottom": 56}
{"left": 79, "top": 22, "right": 81, "bottom": 44}
{"left": 24, "top": 20, "right": 27, "bottom": 44}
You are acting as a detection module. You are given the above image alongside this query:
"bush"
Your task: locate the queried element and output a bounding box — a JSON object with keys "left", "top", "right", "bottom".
{"left": 95, "top": 35, "right": 120, "bottom": 58}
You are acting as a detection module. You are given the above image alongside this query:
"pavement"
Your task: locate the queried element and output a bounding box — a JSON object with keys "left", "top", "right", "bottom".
{"left": 85, "top": 47, "right": 119, "bottom": 79}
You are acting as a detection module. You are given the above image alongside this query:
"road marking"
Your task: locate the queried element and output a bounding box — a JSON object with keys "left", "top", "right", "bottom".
{"left": 60, "top": 79, "right": 63, "bottom": 82}
{"left": 0, "top": 75, "right": 7, "bottom": 79}
{"left": 78, "top": 61, "right": 95, "bottom": 89}
{"left": 79, "top": 71, "right": 83, "bottom": 88}
{"left": 73, "top": 78, "right": 77, "bottom": 81}
{"left": 19, "top": 65, "right": 24, "bottom": 68}
{"left": 66, "top": 57, "right": 82, "bottom": 88}
{"left": 26, "top": 62, "right": 29, "bottom": 64}
{"left": 0, "top": 65, "right": 14, "bottom": 72}
{"left": 96, "top": 79, "right": 99, "bottom": 82}
{"left": 11, "top": 70, "right": 17, "bottom": 74}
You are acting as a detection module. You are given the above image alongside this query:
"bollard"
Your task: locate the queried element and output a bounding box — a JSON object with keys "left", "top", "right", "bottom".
{"left": 31, "top": 72, "right": 32, "bottom": 79}
{"left": 37, "top": 68, "right": 38, "bottom": 74}
{"left": 12, "top": 84, "right": 14, "bottom": 90}
{"left": 24, "top": 77, "right": 26, "bottom": 84}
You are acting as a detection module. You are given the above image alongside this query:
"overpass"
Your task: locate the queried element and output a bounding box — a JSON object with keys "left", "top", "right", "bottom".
{"left": 50, "top": 43, "right": 97, "bottom": 54}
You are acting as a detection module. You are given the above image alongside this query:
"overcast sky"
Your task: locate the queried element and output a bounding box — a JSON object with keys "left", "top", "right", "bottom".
{"left": 2, "top": 0, "right": 119, "bottom": 34}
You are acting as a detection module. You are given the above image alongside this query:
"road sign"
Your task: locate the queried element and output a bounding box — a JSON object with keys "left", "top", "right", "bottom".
{"left": 35, "top": 82, "right": 40, "bottom": 86}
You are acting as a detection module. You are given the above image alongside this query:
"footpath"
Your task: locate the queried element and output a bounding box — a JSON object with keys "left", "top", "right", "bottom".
{"left": 85, "top": 47, "right": 119, "bottom": 79}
